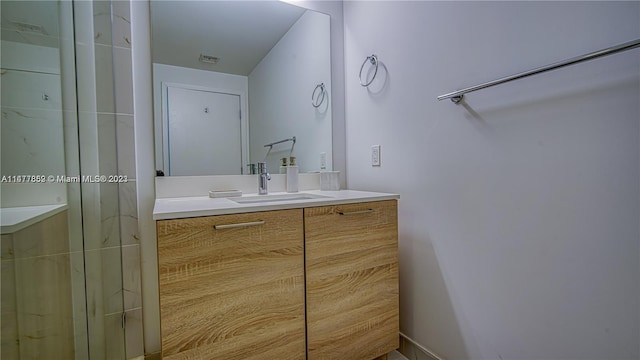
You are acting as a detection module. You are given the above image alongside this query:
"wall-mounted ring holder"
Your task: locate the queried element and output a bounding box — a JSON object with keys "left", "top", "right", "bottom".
{"left": 312, "top": 83, "right": 326, "bottom": 108}
{"left": 359, "top": 54, "right": 379, "bottom": 87}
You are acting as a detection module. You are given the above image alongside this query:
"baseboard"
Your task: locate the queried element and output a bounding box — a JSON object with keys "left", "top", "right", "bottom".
{"left": 398, "top": 332, "right": 445, "bottom": 360}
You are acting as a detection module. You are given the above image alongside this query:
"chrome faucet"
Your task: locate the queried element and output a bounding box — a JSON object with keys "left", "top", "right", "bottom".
{"left": 257, "top": 162, "right": 271, "bottom": 195}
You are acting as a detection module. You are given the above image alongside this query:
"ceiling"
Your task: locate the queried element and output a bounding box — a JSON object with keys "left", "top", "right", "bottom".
{"left": 150, "top": 1, "right": 306, "bottom": 76}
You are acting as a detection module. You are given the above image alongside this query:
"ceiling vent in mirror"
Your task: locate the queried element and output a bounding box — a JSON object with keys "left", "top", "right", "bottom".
{"left": 199, "top": 54, "right": 220, "bottom": 64}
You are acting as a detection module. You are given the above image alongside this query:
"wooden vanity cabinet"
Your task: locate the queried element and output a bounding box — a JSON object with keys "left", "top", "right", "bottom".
{"left": 304, "top": 200, "right": 399, "bottom": 360}
{"left": 156, "top": 209, "right": 306, "bottom": 360}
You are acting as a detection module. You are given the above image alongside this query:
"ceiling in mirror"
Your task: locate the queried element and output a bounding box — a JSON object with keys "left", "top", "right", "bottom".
{"left": 151, "top": 1, "right": 305, "bottom": 75}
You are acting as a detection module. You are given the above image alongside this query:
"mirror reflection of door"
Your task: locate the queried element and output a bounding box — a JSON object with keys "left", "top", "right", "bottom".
{"left": 165, "top": 86, "right": 242, "bottom": 175}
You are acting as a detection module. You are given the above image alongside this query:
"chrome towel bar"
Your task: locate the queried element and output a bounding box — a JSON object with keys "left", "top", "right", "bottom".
{"left": 264, "top": 136, "right": 296, "bottom": 148}
{"left": 263, "top": 136, "right": 296, "bottom": 161}
{"left": 437, "top": 38, "right": 640, "bottom": 104}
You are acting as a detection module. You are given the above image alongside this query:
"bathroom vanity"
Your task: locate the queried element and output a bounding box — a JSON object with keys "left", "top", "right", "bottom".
{"left": 154, "top": 190, "right": 399, "bottom": 360}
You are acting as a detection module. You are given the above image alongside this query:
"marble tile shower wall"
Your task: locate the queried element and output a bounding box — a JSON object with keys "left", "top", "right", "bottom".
{"left": 77, "top": 1, "right": 143, "bottom": 359}
{"left": 1, "top": 212, "right": 76, "bottom": 360}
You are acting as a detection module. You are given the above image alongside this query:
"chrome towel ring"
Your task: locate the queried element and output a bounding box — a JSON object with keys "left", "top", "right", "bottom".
{"left": 359, "top": 54, "right": 378, "bottom": 87}
{"left": 312, "top": 83, "right": 326, "bottom": 108}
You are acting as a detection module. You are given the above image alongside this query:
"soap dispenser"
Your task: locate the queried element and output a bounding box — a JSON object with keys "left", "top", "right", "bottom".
{"left": 279, "top": 157, "right": 288, "bottom": 174}
{"left": 286, "top": 156, "right": 299, "bottom": 193}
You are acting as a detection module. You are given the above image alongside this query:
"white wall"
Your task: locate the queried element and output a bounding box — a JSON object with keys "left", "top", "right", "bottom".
{"left": 152, "top": 63, "right": 249, "bottom": 173}
{"left": 249, "top": 10, "right": 332, "bottom": 173}
{"left": 344, "top": 2, "right": 639, "bottom": 359}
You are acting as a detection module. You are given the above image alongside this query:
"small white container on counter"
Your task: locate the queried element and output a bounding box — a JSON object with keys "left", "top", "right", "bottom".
{"left": 286, "top": 166, "right": 299, "bottom": 192}
{"left": 320, "top": 171, "right": 340, "bottom": 191}
{"left": 286, "top": 156, "right": 299, "bottom": 193}
{"left": 279, "top": 157, "right": 288, "bottom": 174}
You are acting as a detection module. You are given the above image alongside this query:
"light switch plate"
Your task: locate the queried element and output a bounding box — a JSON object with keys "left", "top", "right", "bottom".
{"left": 371, "top": 145, "right": 381, "bottom": 166}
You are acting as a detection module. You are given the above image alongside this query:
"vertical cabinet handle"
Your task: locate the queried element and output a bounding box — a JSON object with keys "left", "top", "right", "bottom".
{"left": 338, "top": 209, "right": 374, "bottom": 216}
{"left": 213, "top": 221, "right": 265, "bottom": 230}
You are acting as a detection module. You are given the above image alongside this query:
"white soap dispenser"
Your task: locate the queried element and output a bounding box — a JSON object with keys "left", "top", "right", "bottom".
{"left": 286, "top": 156, "right": 299, "bottom": 193}
{"left": 279, "top": 157, "right": 288, "bottom": 174}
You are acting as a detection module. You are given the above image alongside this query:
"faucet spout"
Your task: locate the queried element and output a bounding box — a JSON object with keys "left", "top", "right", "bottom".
{"left": 257, "top": 162, "right": 270, "bottom": 195}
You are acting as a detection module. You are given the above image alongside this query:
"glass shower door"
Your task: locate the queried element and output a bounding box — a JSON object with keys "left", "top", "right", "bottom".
{"left": 1, "top": 1, "right": 127, "bottom": 358}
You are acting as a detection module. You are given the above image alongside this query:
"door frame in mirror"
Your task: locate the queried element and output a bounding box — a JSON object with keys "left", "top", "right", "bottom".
{"left": 152, "top": 64, "right": 250, "bottom": 175}
{"left": 160, "top": 82, "right": 249, "bottom": 175}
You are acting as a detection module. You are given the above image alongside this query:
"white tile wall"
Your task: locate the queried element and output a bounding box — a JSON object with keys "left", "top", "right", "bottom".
{"left": 1, "top": 256, "right": 19, "bottom": 359}
{"left": 92, "top": 1, "right": 113, "bottom": 47}
{"left": 119, "top": 180, "right": 140, "bottom": 246}
{"left": 117, "top": 114, "right": 137, "bottom": 178}
{"left": 99, "top": 183, "right": 122, "bottom": 249}
{"left": 0, "top": 212, "right": 75, "bottom": 359}
{"left": 103, "top": 311, "right": 127, "bottom": 359}
{"left": 125, "top": 308, "right": 144, "bottom": 359}
{"left": 1, "top": 108, "right": 66, "bottom": 173}
{"left": 113, "top": 46, "right": 134, "bottom": 115}
{"left": 97, "top": 113, "right": 119, "bottom": 176}
{"left": 0, "top": 69, "right": 62, "bottom": 110}
{"left": 122, "top": 244, "right": 142, "bottom": 309}
{"left": 94, "top": 44, "right": 116, "bottom": 113}
{"left": 85, "top": 246, "right": 124, "bottom": 317}
{"left": 0, "top": 49, "right": 67, "bottom": 208}
{"left": 110, "top": 1, "right": 144, "bottom": 358}
{"left": 111, "top": 1, "right": 132, "bottom": 49}
{"left": 76, "top": 1, "right": 142, "bottom": 358}
{"left": 70, "top": 251, "right": 90, "bottom": 360}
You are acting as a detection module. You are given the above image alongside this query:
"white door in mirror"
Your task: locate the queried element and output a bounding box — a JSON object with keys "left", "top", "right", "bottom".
{"left": 167, "top": 86, "right": 242, "bottom": 175}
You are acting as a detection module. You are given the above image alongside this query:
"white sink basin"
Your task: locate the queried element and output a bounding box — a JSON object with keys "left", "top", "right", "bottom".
{"left": 231, "top": 193, "right": 329, "bottom": 204}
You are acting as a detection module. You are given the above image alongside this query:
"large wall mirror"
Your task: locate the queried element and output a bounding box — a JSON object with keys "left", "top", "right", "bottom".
{"left": 151, "top": 1, "right": 332, "bottom": 176}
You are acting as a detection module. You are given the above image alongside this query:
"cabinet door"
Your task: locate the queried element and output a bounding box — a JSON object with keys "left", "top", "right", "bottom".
{"left": 305, "top": 200, "right": 399, "bottom": 360}
{"left": 157, "top": 209, "right": 305, "bottom": 360}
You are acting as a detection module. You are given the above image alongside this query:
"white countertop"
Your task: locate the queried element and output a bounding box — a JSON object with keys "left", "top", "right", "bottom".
{"left": 1, "top": 204, "right": 68, "bottom": 234}
{"left": 153, "top": 190, "right": 399, "bottom": 220}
